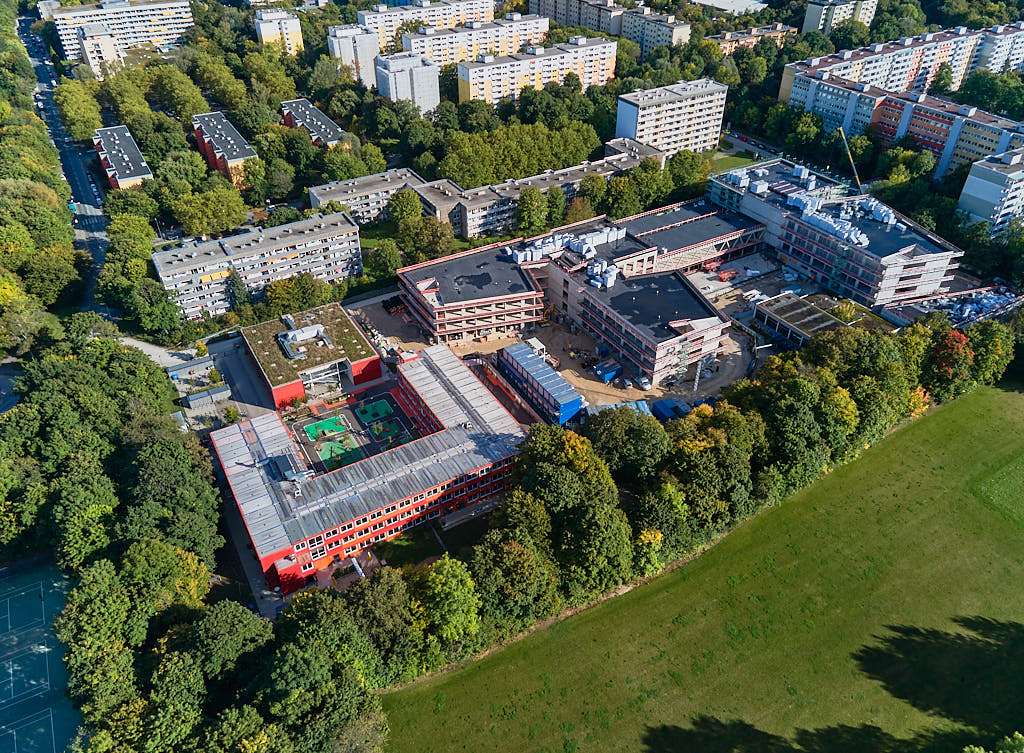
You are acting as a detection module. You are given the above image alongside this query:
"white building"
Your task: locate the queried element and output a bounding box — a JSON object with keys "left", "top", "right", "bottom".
{"left": 528, "top": 0, "right": 625, "bottom": 34}
{"left": 255, "top": 9, "right": 303, "bottom": 54}
{"left": 357, "top": 0, "right": 495, "bottom": 49}
{"left": 327, "top": 25, "right": 380, "bottom": 86}
{"left": 615, "top": 78, "right": 727, "bottom": 155}
{"left": 152, "top": 212, "right": 362, "bottom": 319}
{"left": 375, "top": 52, "right": 441, "bottom": 114}
{"left": 958, "top": 148, "right": 1024, "bottom": 234}
{"left": 77, "top": 23, "right": 122, "bottom": 79}
{"left": 801, "top": 0, "right": 877, "bottom": 35}
{"left": 456, "top": 36, "right": 617, "bottom": 104}
{"left": 52, "top": 0, "right": 193, "bottom": 61}
{"left": 402, "top": 13, "right": 549, "bottom": 65}
{"left": 620, "top": 8, "right": 690, "bottom": 58}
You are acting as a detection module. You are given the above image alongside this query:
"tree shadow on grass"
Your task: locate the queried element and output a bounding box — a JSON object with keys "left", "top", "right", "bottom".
{"left": 853, "top": 617, "right": 1024, "bottom": 737}
{"left": 642, "top": 617, "right": 1024, "bottom": 753}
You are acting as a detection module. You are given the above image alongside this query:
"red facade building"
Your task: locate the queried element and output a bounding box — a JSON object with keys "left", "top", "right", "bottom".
{"left": 210, "top": 345, "right": 525, "bottom": 592}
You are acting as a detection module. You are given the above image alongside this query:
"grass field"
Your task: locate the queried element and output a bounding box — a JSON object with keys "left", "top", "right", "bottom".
{"left": 712, "top": 152, "right": 758, "bottom": 173}
{"left": 383, "top": 381, "right": 1024, "bottom": 753}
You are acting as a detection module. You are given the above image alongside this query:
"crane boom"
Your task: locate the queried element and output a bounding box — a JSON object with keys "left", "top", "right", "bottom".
{"left": 836, "top": 126, "right": 863, "bottom": 193}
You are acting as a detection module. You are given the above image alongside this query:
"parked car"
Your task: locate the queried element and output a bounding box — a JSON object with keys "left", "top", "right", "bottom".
{"left": 637, "top": 376, "right": 652, "bottom": 390}
{"left": 620, "top": 378, "right": 633, "bottom": 390}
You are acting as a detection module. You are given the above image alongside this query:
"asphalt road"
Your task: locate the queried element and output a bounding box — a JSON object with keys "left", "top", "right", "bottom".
{"left": 17, "top": 18, "right": 112, "bottom": 315}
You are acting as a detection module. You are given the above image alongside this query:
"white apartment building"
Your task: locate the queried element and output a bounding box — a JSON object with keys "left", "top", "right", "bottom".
{"left": 255, "top": 10, "right": 303, "bottom": 54}
{"left": 77, "top": 23, "right": 122, "bottom": 79}
{"left": 958, "top": 148, "right": 1024, "bottom": 234}
{"left": 801, "top": 0, "right": 876, "bottom": 35}
{"left": 309, "top": 168, "right": 428, "bottom": 222}
{"left": 529, "top": 0, "right": 625, "bottom": 35}
{"left": 620, "top": 8, "right": 690, "bottom": 57}
{"left": 375, "top": 52, "right": 441, "bottom": 114}
{"left": 152, "top": 212, "right": 362, "bottom": 319}
{"left": 456, "top": 36, "right": 617, "bottom": 104}
{"left": 402, "top": 13, "right": 549, "bottom": 65}
{"left": 52, "top": 0, "right": 193, "bottom": 61}
{"left": 614, "top": 78, "right": 727, "bottom": 155}
{"left": 357, "top": 0, "right": 495, "bottom": 49}
{"left": 327, "top": 25, "right": 380, "bottom": 86}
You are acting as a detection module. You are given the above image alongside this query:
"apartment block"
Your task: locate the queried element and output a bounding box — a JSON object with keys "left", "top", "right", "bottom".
{"left": 281, "top": 98, "right": 346, "bottom": 147}
{"left": 309, "top": 168, "right": 428, "bottom": 222}
{"left": 402, "top": 13, "right": 549, "bottom": 65}
{"left": 779, "top": 24, "right": 1024, "bottom": 104}
{"left": 77, "top": 23, "right": 122, "bottom": 79}
{"left": 707, "top": 160, "right": 963, "bottom": 307}
{"left": 327, "top": 25, "right": 380, "bottom": 86}
{"left": 528, "top": 0, "right": 625, "bottom": 35}
{"left": 375, "top": 52, "right": 441, "bottom": 114}
{"left": 210, "top": 345, "right": 524, "bottom": 592}
{"left": 411, "top": 138, "right": 664, "bottom": 238}
{"left": 93, "top": 125, "right": 152, "bottom": 189}
{"left": 192, "top": 111, "right": 258, "bottom": 187}
{"left": 357, "top": 0, "right": 495, "bottom": 48}
{"left": 801, "top": 0, "right": 876, "bottom": 36}
{"left": 52, "top": 0, "right": 193, "bottom": 61}
{"left": 785, "top": 75, "right": 1024, "bottom": 177}
{"left": 706, "top": 23, "right": 796, "bottom": 55}
{"left": 958, "top": 148, "right": 1024, "bottom": 234}
{"left": 620, "top": 8, "right": 690, "bottom": 58}
{"left": 152, "top": 211, "right": 362, "bottom": 319}
{"left": 456, "top": 36, "right": 616, "bottom": 104}
{"left": 255, "top": 9, "right": 303, "bottom": 54}
{"left": 615, "top": 78, "right": 727, "bottom": 155}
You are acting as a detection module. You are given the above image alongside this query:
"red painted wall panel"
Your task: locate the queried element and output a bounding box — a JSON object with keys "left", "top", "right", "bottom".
{"left": 352, "top": 355, "right": 382, "bottom": 385}
{"left": 272, "top": 379, "right": 306, "bottom": 409}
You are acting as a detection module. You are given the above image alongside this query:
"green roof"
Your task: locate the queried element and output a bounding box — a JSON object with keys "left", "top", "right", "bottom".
{"left": 243, "top": 303, "right": 376, "bottom": 387}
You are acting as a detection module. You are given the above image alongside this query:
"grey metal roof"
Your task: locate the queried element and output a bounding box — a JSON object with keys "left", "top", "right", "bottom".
{"left": 193, "top": 111, "right": 257, "bottom": 162}
{"left": 210, "top": 345, "right": 525, "bottom": 558}
{"left": 501, "top": 343, "right": 580, "bottom": 408}
{"left": 93, "top": 125, "right": 152, "bottom": 181}
{"left": 281, "top": 98, "right": 346, "bottom": 145}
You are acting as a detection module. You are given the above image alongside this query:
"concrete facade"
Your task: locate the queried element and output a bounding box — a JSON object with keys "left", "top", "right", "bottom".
{"left": 375, "top": 52, "right": 441, "bottom": 113}
{"left": 327, "top": 25, "right": 380, "bottom": 86}
{"left": 357, "top": 0, "right": 495, "bottom": 48}
{"left": 620, "top": 8, "right": 690, "bottom": 57}
{"left": 528, "top": 0, "right": 625, "bottom": 35}
{"left": 615, "top": 78, "right": 727, "bottom": 155}
{"left": 153, "top": 212, "right": 362, "bottom": 319}
{"left": 706, "top": 23, "right": 796, "bottom": 55}
{"left": 958, "top": 148, "right": 1024, "bottom": 234}
{"left": 401, "top": 13, "right": 548, "bottom": 65}
{"left": 255, "top": 9, "right": 303, "bottom": 54}
{"left": 52, "top": 0, "right": 192, "bottom": 60}
{"left": 456, "top": 36, "right": 616, "bottom": 104}
{"left": 801, "top": 0, "right": 876, "bottom": 36}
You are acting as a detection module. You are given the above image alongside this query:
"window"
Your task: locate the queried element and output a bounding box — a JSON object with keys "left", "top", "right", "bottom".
{"left": 300, "top": 562, "right": 315, "bottom": 572}
{"left": 308, "top": 534, "right": 324, "bottom": 548}
{"left": 370, "top": 510, "right": 382, "bottom": 520}
{"left": 327, "top": 528, "right": 339, "bottom": 538}
{"left": 294, "top": 542, "right": 306, "bottom": 551}
{"left": 356, "top": 516, "right": 368, "bottom": 526}
{"left": 310, "top": 546, "right": 326, "bottom": 559}
{"left": 328, "top": 541, "right": 340, "bottom": 551}
{"left": 371, "top": 522, "right": 384, "bottom": 532}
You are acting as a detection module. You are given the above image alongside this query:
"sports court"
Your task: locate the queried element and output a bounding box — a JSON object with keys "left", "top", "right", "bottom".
{"left": 317, "top": 435, "right": 364, "bottom": 471}
{"left": 0, "top": 560, "right": 78, "bottom": 753}
{"left": 355, "top": 399, "right": 393, "bottom": 424}
{"left": 303, "top": 415, "right": 348, "bottom": 441}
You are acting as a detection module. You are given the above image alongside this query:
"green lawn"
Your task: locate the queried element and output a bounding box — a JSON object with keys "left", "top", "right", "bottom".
{"left": 712, "top": 152, "right": 758, "bottom": 173}
{"left": 383, "top": 380, "right": 1024, "bottom": 753}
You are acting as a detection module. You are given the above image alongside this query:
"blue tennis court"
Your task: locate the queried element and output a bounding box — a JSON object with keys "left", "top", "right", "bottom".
{"left": 0, "top": 561, "right": 78, "bottom": 753}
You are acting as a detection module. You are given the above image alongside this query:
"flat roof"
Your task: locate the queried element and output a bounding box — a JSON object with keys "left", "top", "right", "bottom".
{"left": 404, "top": 13, "right": 546, "bottom": 40}
{"left": 192, "top": 111, "right": 257, "bottom": 162}
{"left": 93, "top": 125, "right": 152, "bottom": 181}
{"left": 242, "top": 303, "right": 376, "bottom": 388}
{"left": 152, "top": 211, "right": 358, "bottom": 276}
{"left": 52, "top": 0, "right": 186, "bottom": 15}
{"left": 501, "top": 342, "right": 581, "bottom": 408}
{"left": 618, "top": 78, "right": 727, "bottom": 108}
{"left": 281, "top": 98, "right": 346, "bottom": 144}
{"left": 211, "top": 346, "right": 525, "bottom": 557}
{"left": 970, "top": 147, "right": 1024, "bottom": 176}
{"left": 716, "top": 160, "right": 956, "bottom": 259}
{"left": 582, "top": 270, "right": 723, "bottom": 344}
{"left": 755, "top": 292, "right": 843, "bottom": 338}
{"left": 401, "top": 246, "right": 542, "bottom": 305}
{"left": 706, "top": 23, "right": 796, "bottom": 41}
{"left": 309, "top": 168, "right": 426, "bottom": 204}
{"left": 617, "top": 201, "right": 760, "bottom": 251}
{"left": 458, "top": 37, "right": 616, "bottom": 71}
{"left": 688, "top": 0, "right": 766, "bottom": 13}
